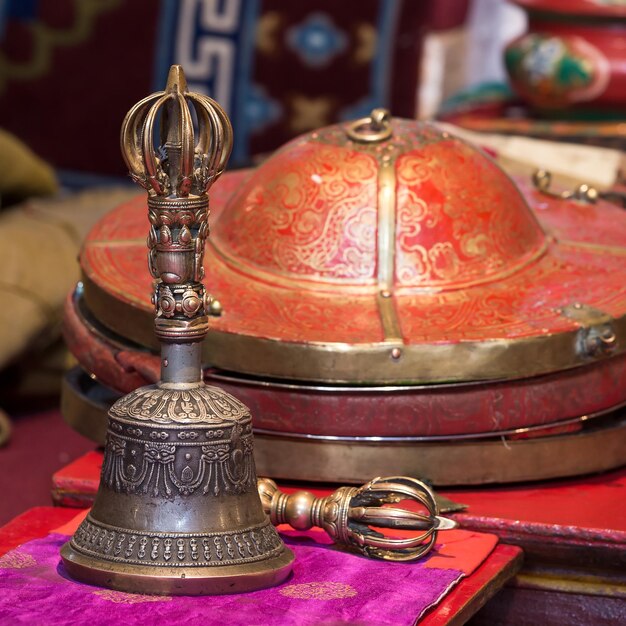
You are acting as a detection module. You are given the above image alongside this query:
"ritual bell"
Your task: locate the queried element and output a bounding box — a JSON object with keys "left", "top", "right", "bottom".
{"left": 60, "top": 66, "right": 294, "bottom": 595}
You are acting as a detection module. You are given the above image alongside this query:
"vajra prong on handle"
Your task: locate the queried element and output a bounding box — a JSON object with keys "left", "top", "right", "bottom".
{"left": 258, "top": 476, "right": 458, "bottom": 562}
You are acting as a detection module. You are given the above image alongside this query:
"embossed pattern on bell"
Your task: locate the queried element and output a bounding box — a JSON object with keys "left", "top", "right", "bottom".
{"left": 70, "top": 515, "right": 284, "bottom": 568}
{"left": 101, "top": 416, "right": 256, "bottom": 498}
{"left": 109, "top": 384, "right": 250, "bottom": 424}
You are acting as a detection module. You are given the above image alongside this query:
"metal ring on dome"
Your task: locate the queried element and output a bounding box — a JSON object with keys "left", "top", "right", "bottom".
{"left": 345, "top": 108, "right": 392, "bottom": 143}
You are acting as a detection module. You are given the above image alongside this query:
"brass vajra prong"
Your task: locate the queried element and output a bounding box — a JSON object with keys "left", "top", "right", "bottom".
{"left": 258, "top": 476, "right": 458, "bottom": 562}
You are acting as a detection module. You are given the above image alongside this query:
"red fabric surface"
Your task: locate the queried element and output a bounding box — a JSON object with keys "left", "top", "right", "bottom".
{"left": 420, "top": 544, "right": 521, "bottom": 626}
{"left": 444, "top": 471, "right": 626, "bottom": 532}
{"left": 51, "top": 450, "right": 104, "bottom": 507}
{"left": 0, "top": 507, "right": 77, "bottom": 557}
{"left": 0, "top": 410, "right": 95, "bottom": 525}
{"left": 53, "top": 449, "right": 626, "bottom": 534}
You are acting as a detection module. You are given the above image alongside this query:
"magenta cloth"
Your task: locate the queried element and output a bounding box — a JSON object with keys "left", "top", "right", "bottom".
{"left": 0, "top": 531, "right": 466, "bottom": 626}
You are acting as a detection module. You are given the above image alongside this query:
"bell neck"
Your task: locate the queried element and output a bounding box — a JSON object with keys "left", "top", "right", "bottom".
{"left": 160, "top": 341, "right": 203, "bottom": 385}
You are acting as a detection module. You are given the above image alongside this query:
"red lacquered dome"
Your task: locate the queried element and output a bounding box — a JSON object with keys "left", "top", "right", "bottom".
{"left": 81, "top": 113, "right": 626, "bottom": 383}
{"left": 213, "top": 121, "right": 546, "bottom": 292}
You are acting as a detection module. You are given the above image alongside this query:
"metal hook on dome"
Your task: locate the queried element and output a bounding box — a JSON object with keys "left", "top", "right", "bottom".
{"left": 346, "top": 108, "right": 393, "bottom": 143}
{"left": 532, "top": 169, "right": 600, "bottom": 204}
{"left": 533, "top": 169, "right": 626, "bottom": 208}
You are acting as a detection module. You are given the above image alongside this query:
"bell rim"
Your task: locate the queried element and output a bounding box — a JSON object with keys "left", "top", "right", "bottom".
{"left": 60, "top": 542, "right": 294, "bottom": 596}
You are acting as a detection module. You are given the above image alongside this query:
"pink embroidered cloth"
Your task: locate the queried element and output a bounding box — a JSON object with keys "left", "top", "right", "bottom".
{"left": 0, "top": 511, "right": 497, "bottom": 625}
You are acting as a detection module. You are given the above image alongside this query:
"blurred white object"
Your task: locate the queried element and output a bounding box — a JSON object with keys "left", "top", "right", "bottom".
{"left": 465, "top": 0, "right": 526, "bottom": 87}
{"left": 418, "top": 0, "right": 526, "bottom": 118}
{"left": 419, "top": 28, "right": 468, "bottom": 119}
{"left": 437, "top": 121, "right": 623, "bottom": 189}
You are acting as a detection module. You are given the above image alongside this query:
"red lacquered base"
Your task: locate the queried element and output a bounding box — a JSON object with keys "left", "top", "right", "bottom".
{"left": 65, "top": 290, "right": 626, "bottom": 440}
{"left": 52, "top": 451, "right": 626, "bottom": 560}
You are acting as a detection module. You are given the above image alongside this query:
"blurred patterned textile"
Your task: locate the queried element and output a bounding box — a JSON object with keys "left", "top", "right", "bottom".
{"left": 0, "top": 0, "right": 471, "bottom": 177}
{"left": 0, "top": 183, "right": 137, "bottom": 443}
{"left": 0, "top": 129, "right": 57, "bottom": 206}
{"left": 0, "top": 186, "right": 137, "bottom": 370}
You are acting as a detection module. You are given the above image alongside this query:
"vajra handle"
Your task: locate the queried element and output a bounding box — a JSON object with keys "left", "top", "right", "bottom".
{"left": 119, "top": 65, "right": 232, "bottom": 383}
{"left": 258, "top": 476, "right": 458, "bottom": 562}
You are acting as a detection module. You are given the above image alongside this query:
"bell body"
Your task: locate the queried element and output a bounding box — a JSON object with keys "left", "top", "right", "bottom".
{"left": 61, "top": 380, "right": 294, "bottom": 594}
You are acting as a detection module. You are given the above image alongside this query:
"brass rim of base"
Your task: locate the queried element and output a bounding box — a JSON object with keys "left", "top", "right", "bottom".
{"left": 62, "top": 368, "right": 626, "bottom": 486}
{"left": 251, "top": 423, "right": 626, "bottom": 485}
{"left": 80, "top": 276, "right": 626, "bottom": 385}
{"left": 61, "top": 542, "right": 294, "bottom": 596}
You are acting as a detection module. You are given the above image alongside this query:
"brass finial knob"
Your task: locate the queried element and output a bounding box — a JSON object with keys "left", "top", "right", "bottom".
{"left": 258, "top": 476, "right": 458, "bottom": 562}
{"left": 62, "top": 66, "right": 295, "bottom": 595}
{"left": 345, "top": 108, "right": 392, "bottom": 143}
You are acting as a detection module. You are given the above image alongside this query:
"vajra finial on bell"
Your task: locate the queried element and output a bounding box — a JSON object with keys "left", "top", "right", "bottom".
{"left": 120, "top": 64, "right": 232, "bottom": 198}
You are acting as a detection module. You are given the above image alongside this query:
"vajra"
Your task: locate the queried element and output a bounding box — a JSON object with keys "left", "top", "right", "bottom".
{"left": 259, "top": 476, "right": 459, "bottom": 562}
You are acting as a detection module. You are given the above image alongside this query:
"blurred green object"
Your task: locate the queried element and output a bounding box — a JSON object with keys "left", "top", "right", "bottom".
{"left": 438, "top": 82, "right": 514, "bottom": 116}
{"left": 0, "top": 128, "right": 58, "bottom": 207}
{"left": 0, "top": 408, "right": 10, "bottom": 448}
